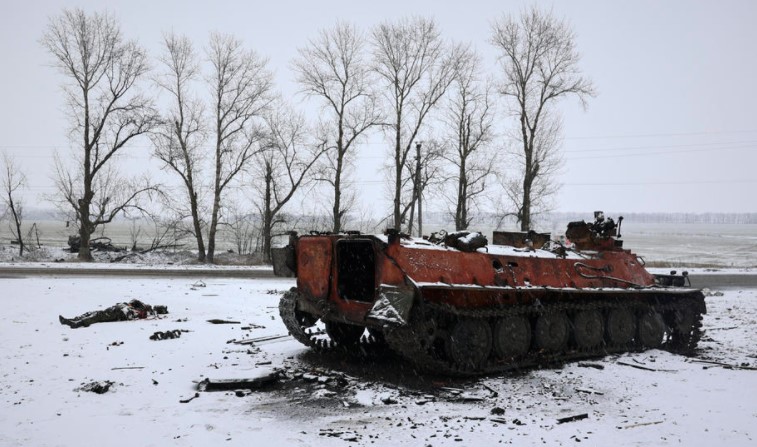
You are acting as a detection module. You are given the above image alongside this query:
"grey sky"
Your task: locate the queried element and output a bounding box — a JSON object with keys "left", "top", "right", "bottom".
{"left": 1, "top": 0, "right": 756, "bottom": 216}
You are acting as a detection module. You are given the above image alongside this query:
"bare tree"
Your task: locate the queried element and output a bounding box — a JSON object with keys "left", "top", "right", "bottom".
{"left": 491, "top": 7, "right": 594, "bottom": 231}
{"left": 41, "top": 9, "right": 158, "bottom": 261}
{"left": 372, "top": 17, "right": 460, "bottom": 231}
{"left": 1, "top": 153, "right": 26, "bottom": 256}
{"left": 293, "top": 22, "right": 380, "bottom": 233}
{"left": 152, "top": 32, "right": 209, "bottom": 261}
{"left": 253, "top": 104, "right": 326, "bottom": 262}
{"left": 442, "top": 47, "right": 496, "bottom": 231}
{"left": 222, "top": 204, "right": 260, "bottom": 256}
{"left": 206, "top": 32, "right": 274, "bottom": 263}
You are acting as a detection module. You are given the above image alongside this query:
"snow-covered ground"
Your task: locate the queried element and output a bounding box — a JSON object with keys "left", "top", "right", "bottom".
{"left": 0, "top": 242, "right": 265, "bottom": 266}
{"left": 1, "top": 275, "right": 755, "bottom": 446}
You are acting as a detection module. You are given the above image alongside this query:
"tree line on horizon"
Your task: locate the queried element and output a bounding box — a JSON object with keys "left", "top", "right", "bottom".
{"left": 1, "top": 7, "right": 594, "bottom": 262}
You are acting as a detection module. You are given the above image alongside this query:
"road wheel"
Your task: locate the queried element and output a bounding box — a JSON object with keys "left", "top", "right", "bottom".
{"left": 444, "top": 318, "right": 492, "bottom": 369}
{"left": 637, "top": 311, "right": 665, "bottom": 348}
{"left": 668, "top": 305, "right": 697, "bottom": 351}
{"left": 325, "top": 321, "right": 365, "bottom": 347}
{"left": 534, "top": 312, "right": 570, "bottom": 352}
{"left": 606, "top": 308, "right": 636, "bottom": 345}
{"left": 492, "top": 315, "right": 532, "bottom": 358}
{"left": 673, "top": 306, "right": 696, "bottom": 333}
{"left": 573, "top": 310, "right": 604, "bottom": 349}
{"left": 295, "top": 309, "right": 317, "bottom": 328}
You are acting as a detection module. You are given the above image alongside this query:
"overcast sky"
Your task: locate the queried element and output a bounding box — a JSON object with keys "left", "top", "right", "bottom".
{"left": 1, "top": 0, "right": 756, "bottom": 217}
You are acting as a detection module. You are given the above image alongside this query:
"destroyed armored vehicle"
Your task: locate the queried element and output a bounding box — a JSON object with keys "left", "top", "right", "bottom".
{"left": 275, "top": 212, "right": 705, "bottom": 375}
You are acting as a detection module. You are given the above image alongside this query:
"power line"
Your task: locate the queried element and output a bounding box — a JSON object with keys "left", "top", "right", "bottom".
{"left": 566, "top": 143, "right": 754, "bottom": 160}
{"left": 565, "top": 179, "right": 757, "bottom": 187}
{"left": 564, "top": 129, "right": 757, "bottom": 140}
{"left": 563, "top": 140, "right": 757, "bottom": 153}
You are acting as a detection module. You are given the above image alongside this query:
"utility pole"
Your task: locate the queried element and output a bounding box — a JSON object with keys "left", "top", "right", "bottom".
{"left": 415, "top": 142, "right": 423, "bottom": 237}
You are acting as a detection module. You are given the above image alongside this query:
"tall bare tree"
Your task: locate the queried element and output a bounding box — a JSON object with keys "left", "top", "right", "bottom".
{"left": 372, "top": 17, "right": 459, "bottom": 231}
{"left": 293, "top": 22, "right": 380, "bottom": 233}
{"left": 442, "top": 47, "right": 496, "bottom": 231}
{"left": 491, "top": 7, "right": 594, "bottom": 231}
{"left": 152, "top": 33, "right": 208, "bottom": 261}
{"left": 206, "top": 32, "right": 274, "bottom": 263}
{"left": 41, "top": 9, "right": 158, "bottom": 260}
{"left": 1, "top": 153, "right": 26, "bottom": 256}
{"left": 253, "top": 104, "right": 326, "bottom": 262}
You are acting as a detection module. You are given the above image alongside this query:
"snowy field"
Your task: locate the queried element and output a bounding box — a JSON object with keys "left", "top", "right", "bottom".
{"left": 2, "top": 221, "right": 756, "bottom": 268}
{"left": 1, "top": 275, "right": 756, "bottom": 446}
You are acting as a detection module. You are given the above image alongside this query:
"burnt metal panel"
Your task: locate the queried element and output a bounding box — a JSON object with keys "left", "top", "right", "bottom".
{"left": 296, "top": 237, "right": 332, "bottom": 299}
{"left": 493, "top": 231, "right": 551, "bottom": 249}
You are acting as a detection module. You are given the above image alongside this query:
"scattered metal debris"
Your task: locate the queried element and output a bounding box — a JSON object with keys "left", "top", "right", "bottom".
{"left": 578, "top": 362, "right": 605, "bottom": 370}
{"left": 228, "top": 333, "right": 291, "bottom": 345}
{"left": 179, "top": 392, "right": 200, "bottom": 403}
{"left": 481, "top": 383, "right": 499, "bottom": 397}
{"left": 689, "top": 359, "right": 757, "bottom": 370}
{"left": 557, "top": 413, "right": 589, "bottom": 424}
{"left": 617, "top": 361, "right": 675, "bottom": 372}
{"left": 576, "top": 387, "right": 604, "bottom": 395}
{"left": 76, "top": 380, "right": 115, "bottom": 394}
{"left": 207, "top": 319, "right": 241, "bottom": 325}
{"left": 149, "top": 329, "right": 188, "bottom": 340}
{"left": 619, "top": 420, "right": 664, "bottom": 429}
{"left": 197, "top": 371, "right": 282, "bottom": 392}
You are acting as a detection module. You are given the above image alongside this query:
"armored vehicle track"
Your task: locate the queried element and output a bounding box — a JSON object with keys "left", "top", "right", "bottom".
{"left": 280, "top": 287, "right": 705, "bottom": 376}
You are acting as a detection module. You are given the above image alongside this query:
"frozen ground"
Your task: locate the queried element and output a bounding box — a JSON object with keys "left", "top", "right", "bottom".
{"left": 1, "top": 275, "right": 756, "bottom": 446}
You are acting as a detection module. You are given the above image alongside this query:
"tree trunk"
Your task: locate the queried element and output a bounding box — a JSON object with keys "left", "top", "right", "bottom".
{"left": 263, "top": 165, "right": 273, "bottom": 262}
{"left": 519, "top": 112, "right": 532, "bottom": 232}
{"left": 417, "top": 180, "right": 423, "bottom": 237}
{"left": 262, "top": 215, "right": 272, "bottom": 263}
{"left": 12, "top": 217, "right": 23, "bottom": 257}
{"left": 521, "top": 176, "right": 532, "bottom": 231}
{"left": 208, "top": 114, "right": 223, "bottom": 264}
{"left": 7, "top": 194, "right": 24, "bottom": 256}
{"left": 189, "top": 189, "right": 206, "bottom": 262}
{"left": 78, "top": 90, "right": 93, "bottom": 262}
{"left": 333, "top": 151, "right": 343, "bottom": 233}
{"left": 78, "top": 198, "right": 93, "bottom": 261}
{"left": 407, "top": 199, "right": 415, "bottom": 236}
{"left": 207, "top": 191, "right": 221, "bottom": 263}
{"left": 393, "top": 119, "right": 402, "bottom": 231}
{"left": 456, "top": 157, "right": 467, "bottom": 231}
{"left": 414, "top": 143, "right": 422, "bottom": 237}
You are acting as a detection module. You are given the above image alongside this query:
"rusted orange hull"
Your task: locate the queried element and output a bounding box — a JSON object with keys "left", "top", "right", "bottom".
{"left": 293, "top": 232, "right": 659, "bottom": 326}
